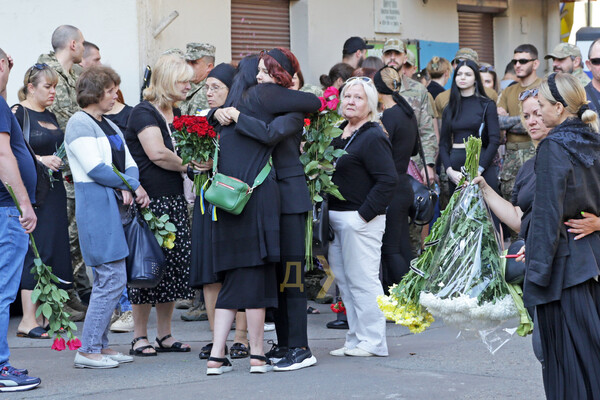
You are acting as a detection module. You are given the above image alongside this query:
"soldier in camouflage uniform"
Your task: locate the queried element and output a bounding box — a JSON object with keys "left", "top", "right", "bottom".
{"left": 179, "top": 43, "right": 215, "bottom": 116}
{"left": 38, "top": 26, "right": 89, "bottom": 316}
{"left": 545, "top": 42, "right": 591, "bottom": 87}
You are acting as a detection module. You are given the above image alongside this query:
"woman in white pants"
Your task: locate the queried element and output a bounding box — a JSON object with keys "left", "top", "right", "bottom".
{"left": 327, "top": 76, "right": 397, "bottom": 357}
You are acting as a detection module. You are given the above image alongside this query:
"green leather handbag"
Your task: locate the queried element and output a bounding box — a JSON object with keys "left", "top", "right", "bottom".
{"left": 204, "top": 140, "right": 272, "bottom": 215}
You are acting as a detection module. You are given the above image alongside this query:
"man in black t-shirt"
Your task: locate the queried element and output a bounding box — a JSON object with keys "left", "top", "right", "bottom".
{"left": 0, "top": 48, "right": 42, "bottom": 392}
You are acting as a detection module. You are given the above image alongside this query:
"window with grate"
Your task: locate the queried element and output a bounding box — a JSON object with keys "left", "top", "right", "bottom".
{"left": 458, "top": 12, "right": 495, "bottom": 65}
{"left": 231, "top": 0, "right": 290, "bottom": 64}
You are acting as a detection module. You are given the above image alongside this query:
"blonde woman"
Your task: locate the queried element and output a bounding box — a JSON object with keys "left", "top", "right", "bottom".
{"left": 327, "top": 77, "right": 397, "bottom": 357}
{"left": 425, "top": 56, "right": 451, "bottom": 99}
{"left": 124, "top": 54, "right": 208, "bottom": 356}
{"left": 12, "top": 64, "right": 74, "bottom": 339}
{"left": 524, "top": 72, "right": 600, "bottom": 399}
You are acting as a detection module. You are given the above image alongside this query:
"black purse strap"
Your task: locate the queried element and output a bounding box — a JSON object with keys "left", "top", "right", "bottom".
{"left": 478, "top": 100, "right": 490, "bottom": 137}
{"left": 22, "top": 105, "right": 31, "bottom": 143}
{"left": 415, "top": 131, "right": 431, "bottom": 185}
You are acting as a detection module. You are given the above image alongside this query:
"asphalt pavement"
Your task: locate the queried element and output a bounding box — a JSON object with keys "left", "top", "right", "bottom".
{"left": 4, "top": 300, "right": 545, "bottom": 400}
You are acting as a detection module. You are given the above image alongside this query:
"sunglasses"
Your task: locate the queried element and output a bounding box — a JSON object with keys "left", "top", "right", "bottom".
{"left": 589, "top": 58, "right": 600, "bottom": 66}
{"left": 27, "top": 63, "right": 48, "bottom": 83}
{"left": 511, "top": 58, "right": 537, "bottom": 66}
{"left": 345, "top": 76, "right": 373, "bottom": 84}
{"left": 480, "top": 65, "right": 495, "bottom": 72}
{"left": 518, "top": 88, "right": 539, "bottom": 101}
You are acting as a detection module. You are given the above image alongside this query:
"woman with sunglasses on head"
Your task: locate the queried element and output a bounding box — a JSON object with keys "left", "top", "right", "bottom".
{"left": 372, "top": 66, "right": 418, "bottom": 295}
{"left": 327, "top": 76, "right": 397, "bottom": 358}
{"left": 11, "top": 64, "right": 75, "bottom": 339}
{"left": 204, "top": 50, "right": 321, "bottom": 375}
{"left": 479, "top": 63, "right": 498, "bottom": 94}
{"left": 520, "top": 73, "right": 600, "bottom": 400}
{"left": 440, "top": 59, "right": 500, "bottom": 194}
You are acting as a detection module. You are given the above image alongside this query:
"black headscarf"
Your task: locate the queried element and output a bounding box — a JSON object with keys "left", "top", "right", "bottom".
{"left": 207, "top": 63, "right": 236, "bottom": 89}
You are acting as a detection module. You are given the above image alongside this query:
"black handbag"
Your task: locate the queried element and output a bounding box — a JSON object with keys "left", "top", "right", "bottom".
{"left": 122, "top": 203, "right": 167, "bottom": 289}
{"left": 21, "top": 106, "right": 51, "bottom": 208}
{"left": 312, "top": 198, "right": 334, "bottom": 256}
{"left": 408, "top": 133, "right": 438, "bottom": 226}
{"left": 504, "top": 239, "right": 526, "bottom": 285}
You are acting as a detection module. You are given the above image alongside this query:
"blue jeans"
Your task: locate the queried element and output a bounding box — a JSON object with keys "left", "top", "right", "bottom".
{"left": 117, "top": 289, "right": 132, "bottom": 313}
{"left": 79, "top": 259, "right": 127, "bottom": 354}
{"left": 0, "top": 207, "right": 29, "bottom": 367}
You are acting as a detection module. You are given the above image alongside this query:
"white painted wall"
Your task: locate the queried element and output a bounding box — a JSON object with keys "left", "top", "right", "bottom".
{"left": 0, "top": 0, "right": 140, "bottom": 106}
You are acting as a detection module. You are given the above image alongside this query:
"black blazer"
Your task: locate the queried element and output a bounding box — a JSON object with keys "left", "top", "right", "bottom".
{"left": 524, "top": 130, "right": 600, "bottom": 307}
{"left": 235, "top": 111, "right": 312, "bottom": 214}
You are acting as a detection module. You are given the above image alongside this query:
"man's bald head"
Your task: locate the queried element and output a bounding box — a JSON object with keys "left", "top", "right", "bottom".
{"left": 51, "top": 25, "right": 82, "bottom": 51}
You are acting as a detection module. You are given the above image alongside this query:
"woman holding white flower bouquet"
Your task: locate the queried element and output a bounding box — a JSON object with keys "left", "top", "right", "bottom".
{"left": 65, "top": 65, "right": 150, "bottom": 368}
{"left": 12, "top": 64, "right": 73, "bottom": 339}
{"left": 328, "top": 76, "right": 397, "bottom": 357}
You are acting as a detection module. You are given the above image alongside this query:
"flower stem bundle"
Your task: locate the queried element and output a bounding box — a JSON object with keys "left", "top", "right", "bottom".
{"left": 4, "top": 183, "right": 80, "bottom": 350}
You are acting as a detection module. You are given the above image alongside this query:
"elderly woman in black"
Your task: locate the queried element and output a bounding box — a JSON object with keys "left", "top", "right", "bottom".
{"left": 522, "top": 72, "right": 600, "bottom": 400}
{"left": 373, "top": 66, "right": 419, "bottom": 295}
{"left": 327, "top": 77, "right": 397, "bottom": 358}
{"left": 205, "top": 52, "right": 320, "bottom": 375}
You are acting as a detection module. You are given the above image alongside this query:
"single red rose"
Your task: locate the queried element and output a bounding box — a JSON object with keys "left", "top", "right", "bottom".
{"left": 208, "top": 129, "right": 217, "bottom": 138}
{"left": 304, "top": 118, "right": 311, "bottom": 127}
{"left": 326, "top": 98, "right": 339, "bottom": 111}
{"left": 318, "top": 97, "right": 327, "bottom": 112}
{"left": 173, "top": 119, "right": 184, "bottom": 131}
{"left": 67, "top": 337, "right": 82, "bottom": 350}
{"left": 51, "top": 337, "right": 66, "bottom": 351}
{"left": 323, "top": 86, "right": 339, "bottom": 100}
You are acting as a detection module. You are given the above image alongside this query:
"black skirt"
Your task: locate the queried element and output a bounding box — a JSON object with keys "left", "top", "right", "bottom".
{"left": 536, "top": 279, "right": 600, "bottom": 400}
{"left": 215, "top": 264, "right": 278, "bottom": 310}
{"left": 21, "top": 176, "right": 73, "bottom": 290}
{"left": 189, "top": 196, "right": 221, "bottom": 287}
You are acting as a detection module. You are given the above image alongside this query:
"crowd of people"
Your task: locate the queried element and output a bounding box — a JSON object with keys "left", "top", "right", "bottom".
{"left": 0, "top": 24, "right": 600, "bottom": 399}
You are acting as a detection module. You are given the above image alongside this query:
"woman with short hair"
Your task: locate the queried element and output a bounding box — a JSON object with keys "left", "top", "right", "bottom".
{"left": 125, "top": 54, "right": 206, "bottom": 356}
{"left": 12, "top": 64, "right": 74, "bottom": 340}
{"left": 65, "top": 65, "right": 150, "bottom": 368}
{"left": 327, "top": 77, "right": 397, "bottom": 357}
{"left": 426, "top": 56, "right": 451, "bottom": 99}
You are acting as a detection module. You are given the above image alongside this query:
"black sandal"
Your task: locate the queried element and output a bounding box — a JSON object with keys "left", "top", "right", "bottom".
{"left": 199, "top": 343, "right": 228, "bottom": 359}
{"left": 249, "top": 354, "right": 273, "bottom": 373}
{"left": 155, "top": 334, "right": 191, "bottom": 353}
{"left": 206, "top": 356, "right": 233, "bottom": 375}
{"left": 230, "top": 342, "right": 249, "bottom": 359}
{"left": 129, "top": 336, "right": 157, "bottom": 357}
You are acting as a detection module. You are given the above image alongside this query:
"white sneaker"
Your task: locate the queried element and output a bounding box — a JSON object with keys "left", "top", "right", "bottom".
{"left": 344, "top": 347, "right": 374, "bottom": 357}
{"left": 329, "top": 347, "right": 349, "bottom": 356}
{"left": 110, "top": 311, "right": 134, "bottom": 333}
{"left": 264, "top": 323, "right": 275, "bottom": 332}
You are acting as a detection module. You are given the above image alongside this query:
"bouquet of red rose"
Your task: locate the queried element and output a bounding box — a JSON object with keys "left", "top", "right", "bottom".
{"left": 172, "top": 115, "right": 217, "bottom": 194}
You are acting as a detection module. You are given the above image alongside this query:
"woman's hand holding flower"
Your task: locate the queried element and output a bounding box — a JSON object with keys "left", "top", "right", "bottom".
{"left": 39, "top": 155, "right": 63, "bottom": 172}
{"left": 121, "top": 190, "right": 133, "bottom": 206}
{"left": 134, "top": 185, "right": 150, "bottom": 208}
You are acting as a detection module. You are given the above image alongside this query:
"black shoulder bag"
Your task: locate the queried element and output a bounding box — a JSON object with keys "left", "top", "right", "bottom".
{"left": 408, "top": 133, "right": 438, "bottom": 226}
{"left": 21, "top": 106, "right": 51, "bottom": 208}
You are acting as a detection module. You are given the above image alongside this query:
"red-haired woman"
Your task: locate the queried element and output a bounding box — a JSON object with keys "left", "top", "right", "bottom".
{"left": 205, "top": 50, "right": 320, "bottom": 375}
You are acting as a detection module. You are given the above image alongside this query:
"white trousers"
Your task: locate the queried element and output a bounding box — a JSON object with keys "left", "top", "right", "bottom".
{"left": 328, "top": 210, "right": 388, "bottom": 356}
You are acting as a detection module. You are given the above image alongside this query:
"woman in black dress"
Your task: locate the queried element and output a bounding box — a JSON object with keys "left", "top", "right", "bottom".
{"left": 440, "top": 59, "right": 500, "bottom": 194}
{"left": 12, "top": 64, "right": 73, "bottom": 339}
{"left": 373, "top": 66, "right": 418, "bottom": 294}
{"left": 205, "top": 52, "right": 320, "bottom": 374}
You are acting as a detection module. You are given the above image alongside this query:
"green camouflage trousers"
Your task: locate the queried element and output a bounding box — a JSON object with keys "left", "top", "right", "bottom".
{"left": 65, "top": 179, "right": 92, "bottom": 297}
{"left": 499, "top": 142, "right": 536, "bottom": 202}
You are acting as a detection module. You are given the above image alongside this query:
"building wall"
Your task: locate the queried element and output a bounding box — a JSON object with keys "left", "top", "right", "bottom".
{"left": 493, "top": 0, "right": 560, "bottom": 78}
{"left": 291, "top": 0, "right": 459, "bottom": 86}
{"left": 1, "top": 0, "right": 140, "bottom": 106}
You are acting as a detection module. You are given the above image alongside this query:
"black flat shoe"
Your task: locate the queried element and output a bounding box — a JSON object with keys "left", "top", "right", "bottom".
{"left": 199, "top": 343, "right": 228, "bottom": 359}
{"left": 326, "top": 320, "right": 349, "bottom": 330}
{"left": 129, "top": 336, "right": 157, "bottom": 357}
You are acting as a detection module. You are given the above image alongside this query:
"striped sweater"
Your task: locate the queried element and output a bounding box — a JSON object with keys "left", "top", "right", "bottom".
{"left": 65, "top": 111, "right": 140, "bottom": 266}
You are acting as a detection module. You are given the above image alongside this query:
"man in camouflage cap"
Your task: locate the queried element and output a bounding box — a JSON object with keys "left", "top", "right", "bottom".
{"left": 179, "top": 42, "right": 215, "bottom": 115}
{"left": 381, "top": 38, "right": 407, "bottom": 71}
{"left": 37, "top": 25, "right": 88, "bottom": 319}
{"left": 545, "top": 42, "right": 591, "bottom": 86}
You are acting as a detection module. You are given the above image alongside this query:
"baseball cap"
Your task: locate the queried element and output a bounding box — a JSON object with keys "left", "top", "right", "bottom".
{"left": 184, "top": 42, "right": 216, "bottom": 61}
{"left": 405, "top": 49, "right": 416, "bottom": 66}
{"left": 343, "top": 37, "right": 373, "bottom": 55}
{"left": 544, "top": 43, "right": 582, "bottom": 60}
{"left": 383, "top": 38, "right": 406, "bottom": 54}
{"left": 452, "top": 48, "right": 479, "bottom": 65}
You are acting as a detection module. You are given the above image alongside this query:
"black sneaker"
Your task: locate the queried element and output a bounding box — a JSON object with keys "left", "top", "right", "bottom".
{"left": 273, "top": 348, "right": 317, "bottom": 372}
{"left": 264, "top": 340, "right": 288, "bottom": 363}
{"left": 0, "top": 366, "right": 41, "bottom": 392}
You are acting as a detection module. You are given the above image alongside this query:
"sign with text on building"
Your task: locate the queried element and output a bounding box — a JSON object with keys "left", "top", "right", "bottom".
{"left": 374, "top": 0, "right": 401, "bottom": 34}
